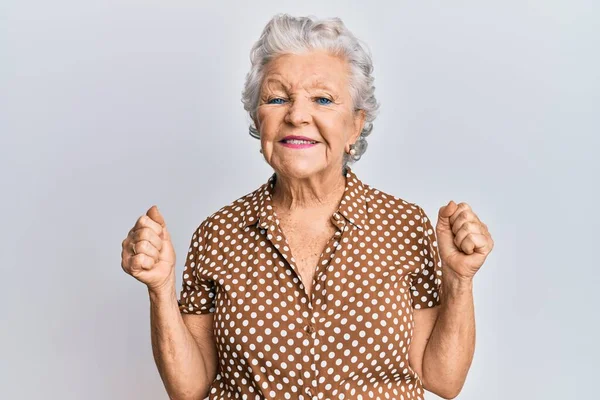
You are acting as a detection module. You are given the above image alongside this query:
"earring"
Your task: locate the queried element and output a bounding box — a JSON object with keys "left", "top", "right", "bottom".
{"left": 348, "top": 144, "right": 356, "bottom": 156}
{"left": 259, "top": 148, "right": 263, "bottom": 154}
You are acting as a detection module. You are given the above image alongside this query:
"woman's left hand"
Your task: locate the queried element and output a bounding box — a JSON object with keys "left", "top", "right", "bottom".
{"left": 435, "top": 200, "right": 494, "bottom": 281}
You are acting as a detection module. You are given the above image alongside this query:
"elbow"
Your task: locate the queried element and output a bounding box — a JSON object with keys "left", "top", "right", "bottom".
{"left": 425, "top": 385, "right": 463, "bottom": 399}
{"left": 167, "top": 388, "right": 209, "bottom": 400}
{"left": 422, "top": 376, "right": 464, "bottom": 399}
{"left": 169, "top": 394, "right": 207, "bottom": 400}
{"left": 436, "top": 390, "right": 462, "bottom": 400}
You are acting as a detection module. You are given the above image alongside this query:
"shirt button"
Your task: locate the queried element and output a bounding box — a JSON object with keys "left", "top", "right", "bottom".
{"left": 305, "top": 387, "right": 313, "bottom": 396}
{"left": 304, "top": 324, "right": 314, "bottom": 334}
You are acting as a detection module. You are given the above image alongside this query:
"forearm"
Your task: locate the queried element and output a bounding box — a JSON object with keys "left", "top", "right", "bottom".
{"left": 149, "top": 276, "right": 211, "bottom": 400}
{"left": 422, "top": 267, "right": 476, "bottom": 399}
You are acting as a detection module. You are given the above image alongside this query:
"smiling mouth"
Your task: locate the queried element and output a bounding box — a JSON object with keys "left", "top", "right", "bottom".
{"left": 280, "top": 139, "right": 318, "bottom": 144}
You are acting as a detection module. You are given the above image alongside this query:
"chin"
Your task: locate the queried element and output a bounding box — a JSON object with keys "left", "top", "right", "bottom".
{"left": 275, "top": 159, "right": 325, "bottom": 179}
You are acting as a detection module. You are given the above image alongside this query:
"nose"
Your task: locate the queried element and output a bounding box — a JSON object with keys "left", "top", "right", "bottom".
{"left": 284, "top": 97, "right": 311, "bottom": 126}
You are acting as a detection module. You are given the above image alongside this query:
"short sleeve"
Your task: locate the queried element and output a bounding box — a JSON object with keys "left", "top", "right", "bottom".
{"left": 177, "top": 221, "right": 216, "bottom": 315}
{"left": 410, "top": 206, "right": 443, "bottom": 309}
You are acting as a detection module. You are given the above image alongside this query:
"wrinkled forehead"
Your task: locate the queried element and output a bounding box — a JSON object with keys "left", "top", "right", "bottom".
{"left": 261, "top": 52, "right": 351, "bottom": 93}
{"left": 262, "top": 75, "right": 340, "bottom": 92}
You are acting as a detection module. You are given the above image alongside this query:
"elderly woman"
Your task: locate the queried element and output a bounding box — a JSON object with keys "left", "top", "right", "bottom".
{"left": 121, "top": 14, "right": 493, "bottom": 400}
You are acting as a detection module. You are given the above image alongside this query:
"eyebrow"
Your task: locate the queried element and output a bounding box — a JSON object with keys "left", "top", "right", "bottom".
{"left": 263, "top": 78, "right": 337, "bottom": 92}
{"left": 311, "top": 80, "right": 336, "bottom": 91}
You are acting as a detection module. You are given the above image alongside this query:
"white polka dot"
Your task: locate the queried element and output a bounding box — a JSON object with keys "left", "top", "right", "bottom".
{"left": 176, "top": 167, "right": 442, "bottom": 398}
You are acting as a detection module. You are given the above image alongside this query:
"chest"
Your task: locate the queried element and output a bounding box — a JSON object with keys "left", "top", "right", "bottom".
{"left": 277, "top": 218, "right": 339, "bottom": 297}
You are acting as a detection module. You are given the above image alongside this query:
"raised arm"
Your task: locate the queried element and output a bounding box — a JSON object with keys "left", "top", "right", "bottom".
{"left": 121, "top": 205, "right": 218, "bottom": 399}
{"left": 410, "top": 201, "right": 493, "bottom": 398}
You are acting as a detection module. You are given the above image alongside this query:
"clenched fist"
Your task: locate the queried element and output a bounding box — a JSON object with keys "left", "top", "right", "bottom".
{"left": 121, "top": 205, "right": 176, "bottom": 292}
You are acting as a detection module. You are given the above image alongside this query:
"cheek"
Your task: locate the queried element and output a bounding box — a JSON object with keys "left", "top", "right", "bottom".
{"left": 257, "top": 109, "right": 285, "bottom": 138}
{"left": 315, "top": 112, "right": 354, "bottom": 145}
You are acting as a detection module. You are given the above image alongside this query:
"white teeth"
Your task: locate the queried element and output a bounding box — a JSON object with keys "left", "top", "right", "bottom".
{"left": 284, "top": 139, "right": 316, "bottom": 144}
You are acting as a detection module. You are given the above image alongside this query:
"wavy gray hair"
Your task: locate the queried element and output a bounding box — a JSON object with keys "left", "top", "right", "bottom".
{"left": 241, "top": 14, "right": 380, "bottom": 166}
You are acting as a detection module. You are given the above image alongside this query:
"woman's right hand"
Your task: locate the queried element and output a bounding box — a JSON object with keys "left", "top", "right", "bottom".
{"left": 121, "top": 205, "right": 177, "bottom": 292}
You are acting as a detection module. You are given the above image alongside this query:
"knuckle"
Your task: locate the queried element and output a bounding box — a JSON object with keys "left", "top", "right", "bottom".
{"left": 137, "top": 215, "right": 148, "bottom": 227}
{"left": 140, "top": 254, "right": 154, "bottom": 269}
{"left": 138, "top": 229, "right": 151, "bottom": 241}
{"left": 138, "top": 240, "right": 150, "bottom": 253}
{"left": 129, "top": 258, "right": 142, "bottom": 272}
{"left": 147, "top": 231, "right": 161, "bottom": 246}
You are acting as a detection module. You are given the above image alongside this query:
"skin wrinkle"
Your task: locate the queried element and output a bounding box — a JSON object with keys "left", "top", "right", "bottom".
{"left": 261, "top": 77, "right": 342, "bottom": 106}
{"left": 255, "top": 50, "right": 365, "bottom": 211}
{"left": 254, "top": 49, "right": 366, "bottom": 299}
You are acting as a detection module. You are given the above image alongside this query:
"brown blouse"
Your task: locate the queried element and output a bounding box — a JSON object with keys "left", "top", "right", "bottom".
{"left": 178, "top": 166, "right": 443, "bottom": 400}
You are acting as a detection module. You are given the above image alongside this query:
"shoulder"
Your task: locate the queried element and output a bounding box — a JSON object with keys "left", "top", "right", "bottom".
{"left": 362, "top": 181, "right": 425, "bottom": 221}
{"left": 194, "top": 184, "right": 264, "bottom": 235}
{"left": 360, "top": 182, "right": 435, "bottom": 248}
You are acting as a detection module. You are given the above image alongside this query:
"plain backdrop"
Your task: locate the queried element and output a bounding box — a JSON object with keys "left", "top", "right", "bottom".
{"left": 1, "top": 1, "right": 598, "bottom": 399}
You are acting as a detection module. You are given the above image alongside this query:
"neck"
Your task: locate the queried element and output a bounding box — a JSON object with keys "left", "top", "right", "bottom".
{"left": 271, "top": 166, "right": 347, "bottom": 211}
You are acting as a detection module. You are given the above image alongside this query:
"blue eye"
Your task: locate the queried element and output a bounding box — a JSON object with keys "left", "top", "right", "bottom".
{"left": 267, "top": 98, "right": 285, "bottom": 104}
{"left": 316, "top": 97, "right": 332, "bottom": 105}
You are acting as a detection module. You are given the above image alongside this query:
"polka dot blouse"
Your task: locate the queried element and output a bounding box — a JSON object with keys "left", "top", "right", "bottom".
{"left": 178, "top": 166, "right": 443, "bottom": 400}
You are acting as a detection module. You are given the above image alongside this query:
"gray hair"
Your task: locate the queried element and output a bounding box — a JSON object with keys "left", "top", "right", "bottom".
{"left": 241, "top": 14, "right": 380, "bottom": 166}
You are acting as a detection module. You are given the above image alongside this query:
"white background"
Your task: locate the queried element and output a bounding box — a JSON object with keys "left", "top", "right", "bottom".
{"left": 2, "top": 1, "right": 598, "bottom": 398}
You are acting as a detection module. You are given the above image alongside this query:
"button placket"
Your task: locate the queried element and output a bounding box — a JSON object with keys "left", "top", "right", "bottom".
{"left": 305, "top": 221, "right": 347, "bottom": 400}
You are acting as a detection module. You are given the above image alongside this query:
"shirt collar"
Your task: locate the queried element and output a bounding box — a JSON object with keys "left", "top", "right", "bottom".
{"left": 239, "top": 166, "right": 368, "bottom": 231}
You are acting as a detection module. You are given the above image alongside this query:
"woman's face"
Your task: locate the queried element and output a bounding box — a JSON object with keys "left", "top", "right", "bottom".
{"left": 255, "top": 50, "right": 365, "bottom": 179}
